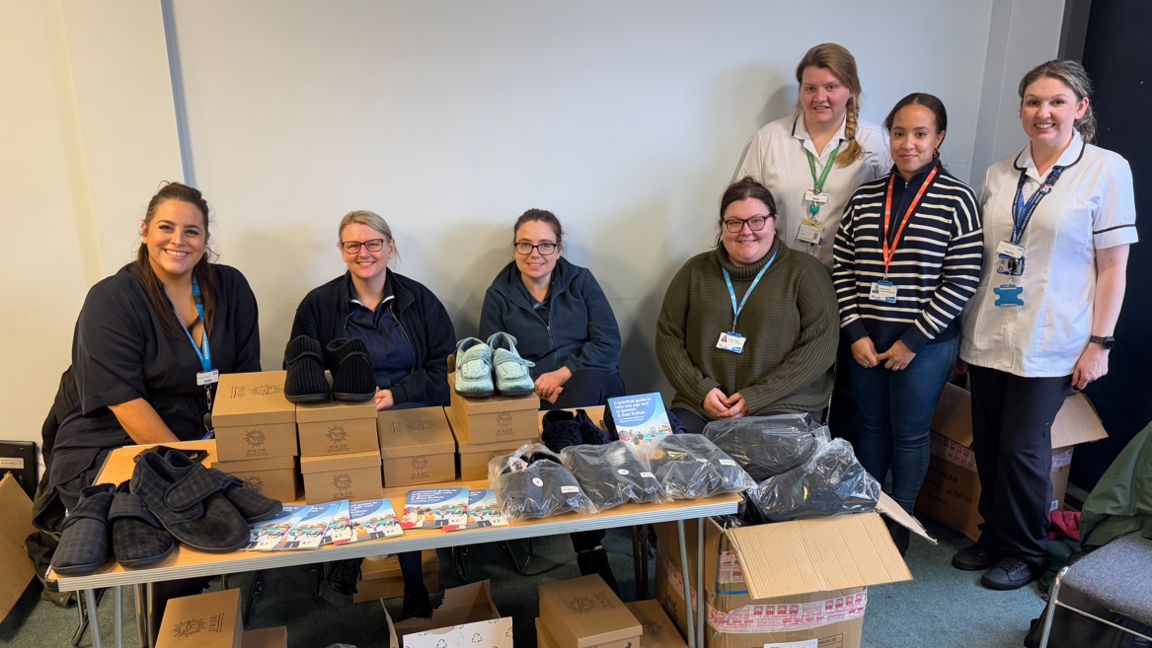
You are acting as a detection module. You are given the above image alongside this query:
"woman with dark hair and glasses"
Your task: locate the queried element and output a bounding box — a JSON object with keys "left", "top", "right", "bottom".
{"left": 291, "top": 210, "right": 454, "bottom": 618}
{"left": 480, "top": 209, "right": 625, "bottom": 409}
{"left": 656, "top": 177, "right": 839, "bottom": 435}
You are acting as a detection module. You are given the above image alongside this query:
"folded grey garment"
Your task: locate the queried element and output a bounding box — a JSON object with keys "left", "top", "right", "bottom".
{"left": 561, "top": 441, "right": 665, "bottom": 512}
{"left": 749, "top": 438, "right": 880, "bottom": 522}
{"left": 704, "top": 414, "right": 827, "bottom": 481}
{"left": 647, "top": 434, "right": 755, "bottom": 500}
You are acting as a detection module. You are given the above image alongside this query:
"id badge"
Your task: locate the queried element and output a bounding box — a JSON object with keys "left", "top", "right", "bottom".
{"left": 797, "top": 219, "right": 825, "bottom": 244}
{"left": 993, "top": 284, "right": 1024, "bottom": 307}
{"left": 997, "top": 256, "right": 1026, "bottom": 276}
{"left": 804, "top": 189, "right": 829, "bottom": 204}
{"left": 716, "top": 332, "right": 746, "bottom": 354}
{"left": 869, "top": 281, "right": 898, "bottom": 303}
{"left": 196, "top": 369, "right": 220, "bottom": 386}
{"left": 996, "top": 240, "right": 1026, "bottom": 259}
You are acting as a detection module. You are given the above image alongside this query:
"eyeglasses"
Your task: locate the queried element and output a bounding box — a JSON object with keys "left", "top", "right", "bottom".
{"left": 514, "top": 242, "right": 558, "bottom": 256}
{"left": 340, "top": 239, "right": 385, "bottom": 254}
{"left": 723, "top": 217, "right": 772, "bottom": 233}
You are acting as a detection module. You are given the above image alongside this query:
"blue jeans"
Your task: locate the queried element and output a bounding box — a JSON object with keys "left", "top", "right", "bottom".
{"left": 848, "top": 336, "right": 959, "bottom": 513}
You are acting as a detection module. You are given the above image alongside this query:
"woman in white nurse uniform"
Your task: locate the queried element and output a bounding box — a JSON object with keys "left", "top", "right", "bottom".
{"left": 954, "top": 60, "right": 1137, "bottom": 591}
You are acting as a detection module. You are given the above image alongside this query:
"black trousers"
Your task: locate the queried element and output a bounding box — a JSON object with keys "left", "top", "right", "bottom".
{"left": 669, "top": 408, "right": 708, "bottom": 435}
{"left": 968, "top": 365, "right": 1071, "bottom": 569}
{"left": 828, "top": 336, "right": 860, "bottom": 449}
{"left": 541, "top": 370, "right": 626, "bottom": 410}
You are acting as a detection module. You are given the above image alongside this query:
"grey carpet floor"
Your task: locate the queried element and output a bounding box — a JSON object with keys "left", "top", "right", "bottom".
{"left": 0, "top": 518, "right": 1047, "bottom": 648}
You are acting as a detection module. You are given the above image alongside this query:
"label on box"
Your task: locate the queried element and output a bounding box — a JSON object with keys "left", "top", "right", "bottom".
{"left": 764, "top": 641, "right": 817, "bottom": 648}
{"left": 929, "top": 433, "right": 978, "bottom": 472}
{"left": 719, "top": 550, "right": 744, "bottom": 584}
{"left": 1052, "top": 449, "right": 1073, "bottom": 470}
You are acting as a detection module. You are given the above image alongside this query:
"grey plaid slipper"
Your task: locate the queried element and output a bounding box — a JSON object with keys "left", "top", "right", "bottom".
{"left": 130, "top": 452, "right": 250, "bottom": 553}
{"left": 51, "top": 483, "right": 115, "bottom": 576}
{"left": 109, "top": 481, "right": 175, "bottom": 568}
{"left": 165, "top": 450, "right": 282, "bottom": 522}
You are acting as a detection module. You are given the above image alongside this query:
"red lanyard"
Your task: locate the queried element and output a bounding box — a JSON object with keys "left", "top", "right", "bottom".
{"left": 882, "top": 167, "right": 938, "bottom": 276}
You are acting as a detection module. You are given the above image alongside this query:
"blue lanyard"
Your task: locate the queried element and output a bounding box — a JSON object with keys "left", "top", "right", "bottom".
{"left": 1010, "top": 166, "right": 1064, "bottom": 245}
{"left": 176, "top": 276, "right": 212, "bottom": 373}
{"left": 722, "top": 250, "right": 777, "bottom": 331}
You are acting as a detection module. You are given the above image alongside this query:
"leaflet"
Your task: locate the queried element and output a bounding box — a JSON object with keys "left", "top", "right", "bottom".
{"left": 444, "top": 489, "right": 509, "bottom": 532}
{"left": 320, "top": 500, "right": 352, "bottom": 546}
{"left": 401, "top": 487, "right": 469, "bottom": 529}
{"left": 608, "top": 393, "right": 673, "bottom": 447}
{"left": 347, "top": 499, "right": 404, "bottom": 542}
{"left": 247, "top": 505, "right": 308, "bottom": 551}
{"left": 275, "top": 501, "right": 340, "bottom": 550}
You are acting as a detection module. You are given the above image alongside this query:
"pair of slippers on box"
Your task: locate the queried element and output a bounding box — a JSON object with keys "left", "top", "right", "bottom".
{"left": 50, "top": 449, "right": 282, "bottom": 576}
{"left": 284, "top": 336, "right": 376, "bottom": 404}
{"left": 454, "top": 332, "right": 536, "bottom": 398}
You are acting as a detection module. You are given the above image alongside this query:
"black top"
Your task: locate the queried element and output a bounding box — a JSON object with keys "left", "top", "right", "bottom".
{"left": 343, "top": 274, "right": 416, "bottom": 389}
{"left": 49, "top": 263, "right": 261, "bottom": 504}
{"left": 290, "top": 271, "right": 454, "bottom": 407}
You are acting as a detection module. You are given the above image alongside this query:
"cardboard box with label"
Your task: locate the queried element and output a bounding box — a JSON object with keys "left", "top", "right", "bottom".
{"left": 300, "top": 451, "right": 383, "bottom": 504}
{"left": 394, "top": 580, "right": 512, "bottom": 648}
{"left": 539, "top": 575, "right": 642, "bottom": 648}
{"left": 652, "top": 495, "right": 927, "bottom": 648}
{"left": 378, "top": 407, "right": 456, "bottom": 487}
{"left": 240, "top": 627, "right": 287, "bottom": 648}
{"left": 297, "top": 399, "right": 378, "bottom": 458}
{"left": 354, "top": 550, "right": 441, "bottom": 603}
{"left": 212, "top": 371, "right": 298, "bottom": 462}
{"left": 625, "top": 600, "right": 688, "bottom": 648}
{"left": 212, "top": 456, "right": 300, "bottom": 503}
{"left": 156, "top": 588, "right": 243, "bottom": 648}
{"left": 446, "top": 373, "right": 538, "bottom": 445}
{"left": 915, "top": 383, "right": 1108, "bottom": 541}
{"left": 448, "top": 413, "right": 536, "bottom": 481}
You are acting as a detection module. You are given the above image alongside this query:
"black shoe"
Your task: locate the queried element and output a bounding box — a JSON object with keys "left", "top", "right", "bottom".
{"left": 51, "top": 484, "right": 115, "bottom": 576}
{"left": 952, "top": 541, "right": 1002, "bottom": 571}
{"left": 130, "top": 452, "right": 250, "bottom": 553}
{"left": 884, "top": 518, "right": 910, "bottom": 558}
{"left": 325, "top": 338, "right": 376, "bottom": 402}
{"left": 577, "top": 547, "right": 619, "bottom": 594}
{"left": 981, "top": 556, "right": 1041, "bottom": 590}
{"left": 400, "top": 584, "right": 433, "bottom": 620}
{"left": 321, "top": 558, "right": 363, "bottom": 606}
{"left": 284, "top": 336, "right": 330, "bottom": 403}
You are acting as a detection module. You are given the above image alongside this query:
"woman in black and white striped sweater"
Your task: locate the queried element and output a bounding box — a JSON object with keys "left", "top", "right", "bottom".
{"left": 832, "top": 93, "right": 983, "bottom": 549}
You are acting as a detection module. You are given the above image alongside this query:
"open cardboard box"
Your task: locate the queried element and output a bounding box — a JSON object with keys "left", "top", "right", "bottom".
{"left": 915, "top": 383, "right": 1107, "bottom": 541}
{"left": 0, "top": 473, "right": 36, "bottom": 622}
{"left": 394, "top": 580, "right": 512, "bottom": 648}
{"left": 212, "top": 371, "right": 298, "bottom": 462}
{"left": 377, "top": 407, "right": 456, "bottom": 487}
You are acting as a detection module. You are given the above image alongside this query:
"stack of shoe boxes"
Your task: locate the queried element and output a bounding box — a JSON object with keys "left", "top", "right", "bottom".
{"left": 537, "top": 575, "right": 642, "bottom": 648}
{"left": 211, "top": 371, "right": 301, "bottom": 502}
{"left": 377, "top": 407, "right": 457, "bottom": 487}
{"left": 297, "top": 399, "right": 383, "bottom": 504}
{"left": 445, "top": 376, "right": 540, "bottom": 480}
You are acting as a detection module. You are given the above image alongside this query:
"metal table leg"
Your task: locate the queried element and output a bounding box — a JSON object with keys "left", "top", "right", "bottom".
{"left": 145, "top": 582, "right": 156, "bottom": 648}
{"left": 696, "top": 520, "right": 704, "bottom": 648}
{"left": 638, "top": 524, "right": 649, "bottom": 598}
{"left": 134, "top": 584, "right": 149, "bottom": 648}
{"left": 114, "top": 587, "right": 123, "bottom": 648}
{"left": 631, "top": 526, "right": 642, "bottom": 600}
{"left": 676, "top": 520, "right": 695, "bottom": 648}
{"left": 84, "top": 589, "right": 103, "bottom": 648}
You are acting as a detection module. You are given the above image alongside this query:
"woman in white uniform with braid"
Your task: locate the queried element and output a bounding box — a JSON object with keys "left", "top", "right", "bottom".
{"left": 955, "top": 60, "right": 1138, "bottom": 591}
{"left": 736, "top": 43, "right": 890, "bottom": 441}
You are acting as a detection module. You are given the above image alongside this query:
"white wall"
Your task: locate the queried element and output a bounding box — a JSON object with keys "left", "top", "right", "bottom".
{"left": 3, "top": 0, "right": 1067, "bottom": 449}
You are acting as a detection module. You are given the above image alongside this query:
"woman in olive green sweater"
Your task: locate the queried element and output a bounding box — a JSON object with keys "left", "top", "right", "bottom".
{"left": 656, "top": 177, "right": 839, "bottom": 434}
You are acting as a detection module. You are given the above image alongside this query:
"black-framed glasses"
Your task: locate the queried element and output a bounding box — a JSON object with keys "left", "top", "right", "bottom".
{"left": 340, "top": 239, "right": 385, "bottom": 254}
{"left": 514, "top": 242, "right": 558, "bottom": 256}
{"left": 723, "top": 217, "right": 771, "bottom": 233}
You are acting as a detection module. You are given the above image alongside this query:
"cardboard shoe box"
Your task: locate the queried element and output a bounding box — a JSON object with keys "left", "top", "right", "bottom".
{"left": 297, "top": 399, "right": 378, "bottom": 458}
{"left": 539, "top": 575, "right": 641, "bottom": 648}
{"left": 212, "top": 456, "right": 301, "bottom": 503}
{"left": 447, "top": 411, "right": 535, "bottom": 481}
{"left": 241, "top": 627, "right": 288, "bottom": 648}
{"left": 396, "top": 580, "right": 512, "bottom": 648}
{"left": 446, "top": 373, "right": 538, "bottom": 444}
{"left": 625, "top": 600, "right": 688, "bottom": 648}
{"left": 354, "top": 550, "right": 441, "bottom": 603}
{"left": 212, "top": 371, "right": 298, "bottom": 462}
{"left": 915, "top": 383, "right": 1108, "bottom": 541}
{"left": 300, "top": 451, "right": 382, "bottom": 504}
{"left": 378, "top": 407, "right": 457, "bottom": 487}
{"left": 156, "top": 588, "right": 243, "bottom": 648}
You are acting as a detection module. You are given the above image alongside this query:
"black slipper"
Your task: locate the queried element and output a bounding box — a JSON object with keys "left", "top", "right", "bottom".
{"left": 325, "top": 338, "right": 376, "bottom": 402}
{"left": 130, "top": 452, "right": 250, "bottom": 553}
{"left": 51, "top": 484, "right": 115, "bottom": 576}
{"left": 109, "top": 481, "right": 175, "bottom": 568}
{"left": 165, "top": 450, "right": 282, "bottom": 523}
{"left": 284, "top": 335, "right": 330, "bottom": 403}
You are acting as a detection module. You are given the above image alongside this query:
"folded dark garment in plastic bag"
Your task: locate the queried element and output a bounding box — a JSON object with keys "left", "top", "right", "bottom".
{"left": 703, "top": 413, "right": 829, "bottom": 481}
{"left": 643, "top": 434, "right": 755, "bottom": 500}
{"left": 750, "top": 438, "right": 880, "bottom": 522}
{"left": 561, "top": 441, "right": 667, "bottom": 512}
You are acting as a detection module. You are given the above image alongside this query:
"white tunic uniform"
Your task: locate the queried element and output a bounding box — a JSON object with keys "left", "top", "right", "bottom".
{"left": 960, "top": 132, "right": 1138, "bottom": 377}
{"left": 737, "top": 114, "right": 890, "bottom": 271}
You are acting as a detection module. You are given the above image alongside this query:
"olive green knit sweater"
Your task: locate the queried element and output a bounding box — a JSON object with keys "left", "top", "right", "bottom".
{"left": 655, "top": 238, "right": 839, "bottom": 421}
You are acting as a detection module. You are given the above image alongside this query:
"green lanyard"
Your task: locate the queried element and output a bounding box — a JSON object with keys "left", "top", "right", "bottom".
{"left": 805, "top": 143, "right": 841, "bottom": 216}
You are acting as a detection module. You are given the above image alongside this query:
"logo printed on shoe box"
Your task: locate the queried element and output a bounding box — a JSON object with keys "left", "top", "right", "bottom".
{"left": 408, "top": 456, "right": 430, "bottom": 480}
{"left": 172, "top": 618, "right": 206, "bottom": 638}
{"left": 565, "top": 592, "right": 616, "bottom": 614}
{"left": 640, "top": 620, "right": 665, "bottom": 639}
{"left": 494, "top": 412, "right": 515, "bottom": 437}
{"left": 332, "top": 473, "right": 354, "bottom": 491}
{"left": 229, "top": 384, "right": 283, "bottom": 399}
{"left": 326, "top": 425, "right": 350, "bottom": 452}
{"left": 242, "top": 475, "right": 265, "bottom": 493}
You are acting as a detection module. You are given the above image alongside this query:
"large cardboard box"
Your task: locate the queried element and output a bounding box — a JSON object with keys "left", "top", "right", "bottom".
{"left": 0, "top": 473, "right": 36, "bottom": 622}
{"left": 536, "top": 618, "right": 561, "bottom": 648}
{"left": 240, "top": 627, "right": 287, "bottom": 648}
{"left": 297, "top": 399, "right": 378, "bottom": 458}
{"left": 626, "top": 600, "right": 688, "bottom": 648}
{"left": 652, "top": 496, "right": 927, "bottom": 648}
{"left": 539, "top": 575, "right": 642, "bottom": 648}
{"left": 211, "top": 456, "right": 301, "bottom": 503}
{"left": 378, "top": 407, "right": 456, "bottom": 487}
{"left": 448, "top": 412, "right": 536, "bottom": 481}
{"left": 915, "top": 383, "right": 1108, "bottom": 541}
{"left": 212, "top": 371, "right": 298, "bottom": 462}
{"left": 394, "top": 580, "right": 511, "bottom": 648}
{"left": 156, "top": 588, "right": 243, "bottom": 648}
{"left": 300, "top": 451, "right": 383, "bottom": 504}
{"left": 446, "top": 373, "right": 538, "bottom": 444}
{"left": 354, "top": 551, "right": 441, "bottom": 603}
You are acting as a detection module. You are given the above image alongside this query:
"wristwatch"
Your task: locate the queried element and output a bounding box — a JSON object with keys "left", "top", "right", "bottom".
{"left": 1089, "top": 335, "right": 1116, "bottom": 350}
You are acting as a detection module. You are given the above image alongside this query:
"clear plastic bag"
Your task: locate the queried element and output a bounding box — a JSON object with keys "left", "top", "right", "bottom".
{"left": 488, "top": 443, "right": 595, "bottom": 521}
{"left": 560, "top": 441, "right": 668, "bottom": 512}
{"left": 749, "top": 438, "right": 880, "bottom": 522}
{"left": 642, "top": 434, "right": 755, "bottom": 500}
{"left": 703, "top": 413, "right": 830, "bottom": 481}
